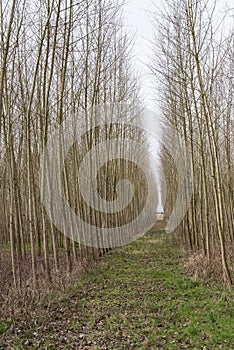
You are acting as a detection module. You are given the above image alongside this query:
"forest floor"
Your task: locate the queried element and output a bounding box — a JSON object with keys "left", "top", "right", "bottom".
{"left": 0, "top": 224, "right": 234, "bottom": 349}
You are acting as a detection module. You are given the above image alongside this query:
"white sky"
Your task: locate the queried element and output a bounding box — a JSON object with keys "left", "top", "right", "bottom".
{"left": 123, "top": 0, "right": 164, "bottom": 210}
{"left": 123, "top": 0, "right": 157, "bottom": 110}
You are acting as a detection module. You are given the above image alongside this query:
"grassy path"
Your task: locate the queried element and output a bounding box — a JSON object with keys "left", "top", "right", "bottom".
{"left": 1, "top": 225, "right": 234, "bottom": 349}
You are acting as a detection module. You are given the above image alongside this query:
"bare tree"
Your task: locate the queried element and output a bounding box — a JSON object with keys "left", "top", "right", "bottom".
{"left": 151, "top": 0, "right": 233, "bottom": 286}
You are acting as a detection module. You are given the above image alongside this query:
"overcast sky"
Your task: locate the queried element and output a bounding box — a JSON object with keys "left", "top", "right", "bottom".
{"left": 123, "top": 0, "right": 157, "bottom": 110}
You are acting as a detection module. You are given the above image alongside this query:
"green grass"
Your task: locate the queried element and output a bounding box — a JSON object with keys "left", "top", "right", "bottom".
{"left": 0, "top": 319, "right": 12, "bottom": 336}
{"left": 1, "top": 227, "right": 234, "bottom": 349}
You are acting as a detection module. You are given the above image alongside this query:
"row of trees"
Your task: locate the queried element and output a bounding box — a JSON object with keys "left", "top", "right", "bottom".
{"left": 0, "top": 0, "right": 147, "bottom": 291}
{"left": 153, "top": 0, "right": 233, "bottom": 286}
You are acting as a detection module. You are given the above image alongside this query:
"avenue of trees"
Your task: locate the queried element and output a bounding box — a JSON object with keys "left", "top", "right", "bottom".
{"left": 0, "top": 0, "right": 233, "bottom": 298}
{"left": 152, "top": 0, "right": 233, "bottom": 286}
